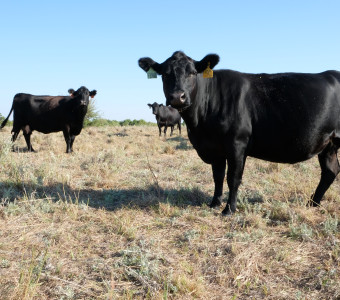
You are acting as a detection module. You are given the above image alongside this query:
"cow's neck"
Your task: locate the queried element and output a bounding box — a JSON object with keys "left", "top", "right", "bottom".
{"left": 72, "top": 105, "right": 88, "bottom": 123}
{"left": 180, "top": 74, "right": 217, "bottom": 129}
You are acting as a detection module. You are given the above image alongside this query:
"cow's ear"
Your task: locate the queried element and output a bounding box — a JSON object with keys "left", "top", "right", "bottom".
{"left": 147, "top": 103, "right": 152, "bottom": 108}
{"left": 89, "top": 90, "right": 97, "bottom": 98}
{"left": 138, "top": 57, "right": 162, "bottom": 74}
{"left": 68, "top": 88, "right": 75, "bottom": 96}
{"left": 194, "top": 54, "right": 220, "bottom": 73}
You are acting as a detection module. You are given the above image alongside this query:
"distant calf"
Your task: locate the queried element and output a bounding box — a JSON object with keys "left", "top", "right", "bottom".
{"left": 148, "top": 102, "right": 181, "bottom": 137}
{"left": 1, "top": 86, "right": 97, "bottom": 153}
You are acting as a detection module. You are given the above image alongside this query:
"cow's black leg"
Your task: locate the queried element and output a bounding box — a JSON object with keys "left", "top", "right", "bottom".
{"left": 164, "top": 126, "right": 167, "bottom": 137}
{"left": 178, "top": 122, "right": 181, "bottom": 135}
{"left": 170, "top": 126, "right": 174, "bottom": 136}
{"left": 222, "top": 148, "right": 247, "bottom": 215}
{"left": 310, "top": 143, "right": 340, "bottom": 206}
{"left": 23, "top": 126, "right": 35, "bottom": 152}
{"left": 23, "top": 134, "right": 35, "bottom": 152}
{"left": 11, "top": 122, "right": 21, "bottom": 143}
{"left": 11, "top": 130, "right": 20, "bottom": 152}
{"left": 158, "top": 125, "right": 162, "bottom": 136}
{"left": 63, "top": 130, "right": 72, "bottom": 153}
{"left": 209, "top": 160, "right": 226, "bottom": 208}
{"left": 69, "top": 135, "right": 76, "bottom": 152}
{"left": 11, "top": 131, "right": 19, "bottom": 142}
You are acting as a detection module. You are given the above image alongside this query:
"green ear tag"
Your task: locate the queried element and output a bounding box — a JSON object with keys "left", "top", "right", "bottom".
{"left": 147, "top": 67, "right": 157, "bottom": 79}
{"left": 203, "top": 62, "right": 213, "bottom": 78}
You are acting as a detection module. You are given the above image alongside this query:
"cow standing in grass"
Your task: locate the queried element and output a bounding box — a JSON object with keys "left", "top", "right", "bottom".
{"left": 1, "top": 86, "right": 97, "bottom": 153}
{"left": 139, "top": 51, "right": 340, "bottom": 215}
{"left": 148, "top": 102, "right": 181, "bottom": 137}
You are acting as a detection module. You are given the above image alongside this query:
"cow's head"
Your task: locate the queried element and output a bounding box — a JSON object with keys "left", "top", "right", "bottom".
{"left": 139, "top": 51, "right": 219, "bottom": 110}
{"left": 68, "top": 86, "right": 97, "bottom": 107}
{"left": 147, "top": 102, "right": 162, "bottom": 115}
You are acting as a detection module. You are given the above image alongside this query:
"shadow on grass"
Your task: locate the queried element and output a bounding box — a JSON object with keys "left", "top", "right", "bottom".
{"left": 12, "top": 146, "right": 31, "bottom": 153}
{"left": 166, "top": 135, "right": 183, "bottom": 142}
{"left": 166, "top": 135, "right": 193, "bottom": 150}
{"left": 0, "top": 181, "right": 211, "bottom": 212}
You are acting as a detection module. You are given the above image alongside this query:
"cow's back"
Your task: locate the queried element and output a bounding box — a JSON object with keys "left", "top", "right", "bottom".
{"left": 245, "top": 70, "right": 340, "bottom": 162}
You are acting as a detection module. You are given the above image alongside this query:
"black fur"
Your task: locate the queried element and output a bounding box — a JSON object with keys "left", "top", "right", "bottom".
{"left": 147, "top": 102, "right": 181, "bottom": 137}
{"left": 1, "top": 86, "right": 97, "bottom": 153}
{"left": 139, "top": 51, "right": 340, "bottom": 215}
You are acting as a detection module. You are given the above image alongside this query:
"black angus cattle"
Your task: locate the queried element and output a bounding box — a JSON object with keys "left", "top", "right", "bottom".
{"left": 139, "top": 51, "right": 340, "bottom": 215}
{"left": 148, "top": 102, "right": 181, "bottom": 136}
{"left": 1, "top": 86, "right": 97, "bottom": 153}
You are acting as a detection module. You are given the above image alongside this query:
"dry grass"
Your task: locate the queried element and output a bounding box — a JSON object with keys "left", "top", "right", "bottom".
{"left": 0, "top": 125, "right": 339, "bottom": 299}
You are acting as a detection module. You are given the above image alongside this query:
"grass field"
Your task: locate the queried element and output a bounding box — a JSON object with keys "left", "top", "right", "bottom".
{"left": 0, "top": 125, "right": 339, "bottom": 299}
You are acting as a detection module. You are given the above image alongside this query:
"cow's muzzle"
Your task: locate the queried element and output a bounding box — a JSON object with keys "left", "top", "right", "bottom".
{"left": 169, "top": 91, "right": 186, "bottom": 107}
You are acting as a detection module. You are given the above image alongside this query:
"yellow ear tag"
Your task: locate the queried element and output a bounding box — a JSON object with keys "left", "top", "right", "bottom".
{"left": 147, "top": 67, "right": 157, "bottom": 79}
{"left": 203, "top": 62, "right": 213, "bottom": 78}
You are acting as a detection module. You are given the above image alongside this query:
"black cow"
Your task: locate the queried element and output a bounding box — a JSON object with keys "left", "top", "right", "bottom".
{"left": 139, "top": 51, "right": 340, "bottom": 215}
{"left": 1, "top": 86, "right": 97, "bottom": 153}
{"left": 148, "top": 102, "right": 181, "bottom": 136}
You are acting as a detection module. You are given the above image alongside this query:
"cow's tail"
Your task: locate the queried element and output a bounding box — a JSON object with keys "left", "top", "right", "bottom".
{"left": 1, "top": 104, "right": 14, "bottom": 129}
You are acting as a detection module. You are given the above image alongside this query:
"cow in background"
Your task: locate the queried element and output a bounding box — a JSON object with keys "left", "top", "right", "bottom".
{"left": 1, "top": 86, "right": 97, "bottom": 153}
{"left": 148, "top": 102, "right": 181, "bottom": 137}
{"left": 139, "top": 51, "right": 340, "bottom": 215}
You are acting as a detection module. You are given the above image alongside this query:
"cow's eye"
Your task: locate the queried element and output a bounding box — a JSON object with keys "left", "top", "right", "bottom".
{"left": 189, "top": 72, "right": 197, "bottom": 77}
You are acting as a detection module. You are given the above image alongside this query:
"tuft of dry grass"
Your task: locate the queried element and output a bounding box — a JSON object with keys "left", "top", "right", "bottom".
{"left": 0, "top": 125, "right": 339, "bottom": 299}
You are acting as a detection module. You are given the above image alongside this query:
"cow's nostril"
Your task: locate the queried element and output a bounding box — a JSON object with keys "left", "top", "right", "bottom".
{"left": 180, "top": 93, "right": 186, "bottom": 102}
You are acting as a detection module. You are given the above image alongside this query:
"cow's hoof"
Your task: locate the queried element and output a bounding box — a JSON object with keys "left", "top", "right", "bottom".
{"left": 221, "top": 209, "right": 234, "bottom": 216}
{"left": 209, "top": 197, "right": 222, "bottom": 209}
{"left": 221, "top": 204, "right": 236, "bottom": 216}
{"left": 307, "top": 200, "right": 320, "bottom": 207}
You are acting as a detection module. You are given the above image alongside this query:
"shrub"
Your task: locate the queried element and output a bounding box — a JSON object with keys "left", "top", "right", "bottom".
{"left": 119, "top": 119, "right": 155, "bottom": 126}
{"left": 84, "top": 99, "right": 102, "bottom": 127}
{"left": 0, "top": 113, "right": 13, "bottom": 127}
{"left": 83, "top": 100, "right": 155, "bottom": 127}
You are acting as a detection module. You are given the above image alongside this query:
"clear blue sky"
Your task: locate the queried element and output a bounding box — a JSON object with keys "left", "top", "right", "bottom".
{"left": 1, "top": 0, "right": 340, "bottom": 122}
